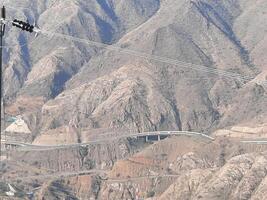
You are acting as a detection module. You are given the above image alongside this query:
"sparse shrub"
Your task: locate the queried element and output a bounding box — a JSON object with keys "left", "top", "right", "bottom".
{"left": 79, "top": 146, "right": 89, "bottom": 158}
{"left": 166, "top": 167, "right": 172, "bottom": 173}
{"left": 146, "top": 190, "right": 155, "bottom": 198}
{"left": 79, "top": 146, "right": 89, "bottom": 166}
{"left": 16, "top": 191, "right": 25, "bottom": 198}
{"left": 84, "top": 159, "right": 95, "bottom": 169}
{"left": 49, "top": 119, "right": 59, "bottom": 129}
{"left": 16, "top": 180, "right": 22, "bottom": 184}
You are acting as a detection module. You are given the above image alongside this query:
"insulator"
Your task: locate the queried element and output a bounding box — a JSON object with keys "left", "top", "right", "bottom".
{"left": 12, "top": 19, "right": 35, "bottom": 33}
{"left": 1, "top": 6, "right": 6, "bottom": 19}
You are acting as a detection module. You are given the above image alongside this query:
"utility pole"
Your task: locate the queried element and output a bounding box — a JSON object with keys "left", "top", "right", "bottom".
{"left": 0, "top": 6, "right": 6, "bottom": 160}
{"left": 0, "top": 5, "right": 39, "bottom": 160}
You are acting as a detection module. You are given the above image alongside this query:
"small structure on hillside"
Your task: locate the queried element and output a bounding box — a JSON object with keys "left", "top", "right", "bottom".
{"left": 5, "top": 184, "right": 16, "bottom": 196}
{"left": 5, "top": 115, "right": 31, "bottom": 134}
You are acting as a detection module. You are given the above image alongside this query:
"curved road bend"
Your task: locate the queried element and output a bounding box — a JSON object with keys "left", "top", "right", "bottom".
{"left": 2, "top": 130, "right": 215, "bottom": 151}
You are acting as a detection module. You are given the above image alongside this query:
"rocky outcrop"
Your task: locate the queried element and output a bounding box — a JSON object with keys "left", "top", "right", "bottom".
{"left": 1, "top": 0, "right": 267, "bottom": 199}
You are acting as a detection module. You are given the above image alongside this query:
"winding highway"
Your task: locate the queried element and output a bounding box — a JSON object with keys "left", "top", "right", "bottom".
{"left": 2, "top": 130, "right": 267, "bottom": 153}
{"left": 1, "top": 131, "right": 267, "bottom": 184}
{"left": 1, "top": 130, "right": 214, "bottom": 152}
{"left": 2, "top": 169, "right": 107, "bottom": 182}
{"left": 241, "top": 140, "right": 267, "bottom": 144}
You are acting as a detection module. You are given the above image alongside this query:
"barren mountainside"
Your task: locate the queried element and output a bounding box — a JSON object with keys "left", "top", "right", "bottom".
{"left": 3, "top": 0, "right": 266, "bottom": 141}
{"left": 0, "top": 0, "right": 267, "bottom": 199}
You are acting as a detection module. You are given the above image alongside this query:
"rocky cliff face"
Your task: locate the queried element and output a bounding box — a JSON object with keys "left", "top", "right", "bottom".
{"left": 1, "top": 0, "right": 267, "bottom": 199}
{"left": 3, "top": 0, "right": 266, "bottom": 141}
{"left": 3, "top": 0, "right": 160, "bottom": 98}
{"left": 9, "top": 136, "right": 266, "bottom": 200}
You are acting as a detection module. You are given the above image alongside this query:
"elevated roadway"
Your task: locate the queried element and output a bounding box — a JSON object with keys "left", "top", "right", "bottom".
{"left": 1, "top": 130, "right": 214, "bottom": 151}
{"left": 2, "top": 131, "right": 267, "bottom": 152}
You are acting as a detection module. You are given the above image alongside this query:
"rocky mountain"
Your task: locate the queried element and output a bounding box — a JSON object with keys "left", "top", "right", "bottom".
{"left": 2, "top": 136, "right": 267, "bottom": 199}
{"left": 2, "top": 0, "right": 266, "bottom": 140}
{"left": 0, "top": 0, "right": 267, "bottom": 199}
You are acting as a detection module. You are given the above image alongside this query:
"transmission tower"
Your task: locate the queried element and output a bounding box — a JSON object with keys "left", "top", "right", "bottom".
{"left": 0, "top": 6, "right": 39, "bottom": 160}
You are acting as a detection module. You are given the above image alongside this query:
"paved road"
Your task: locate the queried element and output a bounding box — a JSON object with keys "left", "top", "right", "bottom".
{"left": 2, "top": 131, "right": 267, "bottom": 153}
{"left": 1, "top": 130, "right": 215, "bottom": 151}
{"left": 2, "top": 169, "right": 107, "bottom": 182}
{"left": 241, "top": 140, "right": 267, "bottom": 144}
{"left": 2, "top": 132, "right": 267, "bottom": 184}
{"left": 105, "top": 174, "right": 181, "bottom": 182}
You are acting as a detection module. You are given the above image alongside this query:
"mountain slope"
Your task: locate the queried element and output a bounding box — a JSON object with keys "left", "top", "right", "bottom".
{"left": 23, "top": 0, "right": 267, "bottom": 143}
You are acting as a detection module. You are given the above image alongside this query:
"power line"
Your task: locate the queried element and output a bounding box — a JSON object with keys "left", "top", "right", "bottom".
{"left": 39, "top": 30, "right": 267, "bottom": 85}
{"left": 0, "top": 2, "right": 74, "bottom": 48}
{"left": 2, "top": 4, "right": 266, "bottom": 85}
{"left": 0, "top": 5, "right": 6, "bottom": 160}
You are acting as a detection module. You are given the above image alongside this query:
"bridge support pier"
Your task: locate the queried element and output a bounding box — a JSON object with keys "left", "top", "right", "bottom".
{"left": 158, "top": 135, "right": 161, "bottom": 141}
